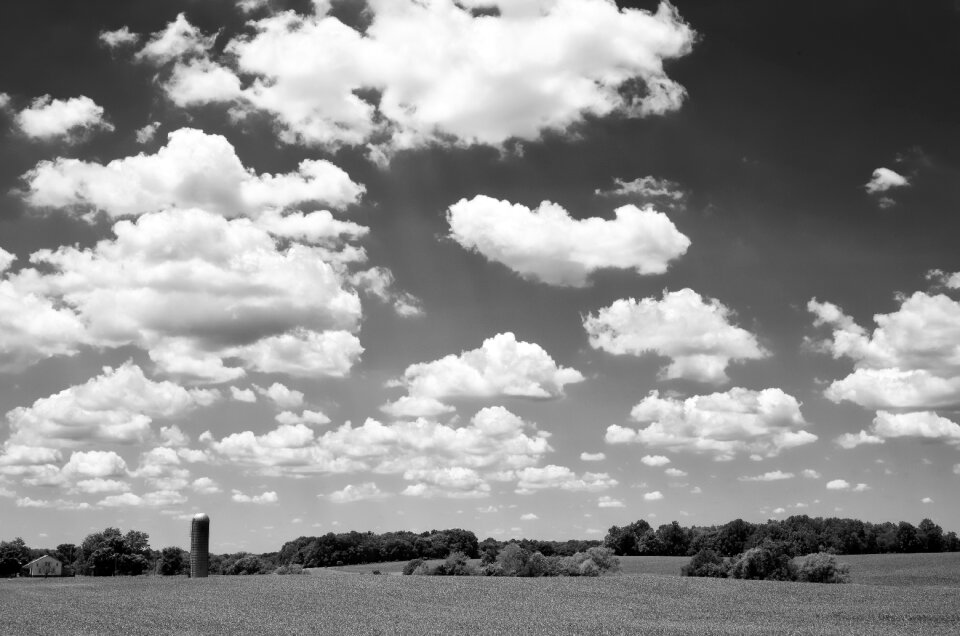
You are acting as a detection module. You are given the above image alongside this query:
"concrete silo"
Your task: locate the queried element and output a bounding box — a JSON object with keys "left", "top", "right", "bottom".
{"left": 190, "top": 513, "right": 210, "bottom": 578}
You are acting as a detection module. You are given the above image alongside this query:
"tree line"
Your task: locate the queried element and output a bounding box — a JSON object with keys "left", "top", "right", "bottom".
{"left": 603, "top": 516, "right": 960, "bottom": 558}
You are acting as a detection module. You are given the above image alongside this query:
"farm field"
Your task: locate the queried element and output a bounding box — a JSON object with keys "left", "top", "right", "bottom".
{"left": 3, "top": 565, "right": 959, "bottom": 636}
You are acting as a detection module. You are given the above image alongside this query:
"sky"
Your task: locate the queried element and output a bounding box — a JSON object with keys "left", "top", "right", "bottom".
{"left": 1, "top": 0, "right": 959, "bottom": 554}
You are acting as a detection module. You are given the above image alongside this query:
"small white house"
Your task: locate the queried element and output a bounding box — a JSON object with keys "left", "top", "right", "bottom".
{"left": 26, "top": 555, "right": 61, "bottom": 577}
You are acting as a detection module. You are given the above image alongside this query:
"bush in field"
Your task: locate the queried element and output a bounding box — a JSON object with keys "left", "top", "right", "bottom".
{"left": 434, "top": 552, "right": 476, "bottom": 576}
{"left": 402, "top": 558, "right": 425, "bottom": 575}
{"left": 795, "top": 552, "right": 850, "bottom": 583}
{"left": 479, "top": 562, "right": 504, "bottom": 576}
{"left": 681, "top": 549, "right": 730, "bottom": 578}
{"left": 274, "top": 564, "right": 309, "bottom": 575}
{"left": 728, "top": 541, "right": 797, "bottom": 581}
{"left": 496, "top": 544, "right": 528, "bottom": 576}
{"left": 578, "top": 559, "right": 600, "bottom": 577}
{"left": 224, "top": 554, "right": 269, "bottom": 575}
{"left": 158, "top": 547, "right": 188, "bottom": 576}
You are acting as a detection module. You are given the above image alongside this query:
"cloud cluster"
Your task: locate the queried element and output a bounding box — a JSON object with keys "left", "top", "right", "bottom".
{"left": 127, "top": 1, "right": 694, "bottom": 155}
{"left": 15, "top": 95, "right": 113, "bottom": 140}
{"left": 23, "top": 128, "right": 364, "bottom": 219}
{"left": 207, "top": 406, "right": 562, "bottom": 497}
{"left": 584, "top": 289, "right": 767, "bottom": 383}
{"left": 606, "top": 387, "right": 816, "bottom": 460}
{"left": 5, "top": 363, "right": 217, "bottom": 448}
{"left": 6, "top": 208, "right": 365, "bottom": 381}
{"left": 810, "top": 293, "right": 960, "bottom": 448}
{"left": 447, "top": 196, "right": 689, "bottom": 286}
{"left": 382, "top": 332, "right": 584, "bottom": 416}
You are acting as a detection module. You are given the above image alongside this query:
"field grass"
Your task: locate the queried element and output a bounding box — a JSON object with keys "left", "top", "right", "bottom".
{"left": 3, "top": 565, "right": 959, "bottom": 635}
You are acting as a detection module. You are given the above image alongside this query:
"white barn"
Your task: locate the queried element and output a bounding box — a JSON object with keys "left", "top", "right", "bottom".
{"left": 26, "top": 555, "right": 61, "bottom": 577}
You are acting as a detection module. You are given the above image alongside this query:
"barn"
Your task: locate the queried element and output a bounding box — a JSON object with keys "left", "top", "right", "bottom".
{"left": 26, "top": 555, "right": 62, "bottom": 577}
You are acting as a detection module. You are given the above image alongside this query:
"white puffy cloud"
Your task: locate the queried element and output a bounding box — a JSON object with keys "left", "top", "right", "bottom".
{"left": 643, "top": 491, "right": 664, "bottom": 501}
{"left": 380, "top": 396, "right": 456, "bottom": 419}
{"left": 0, "top": 269, "right": 88, "bottom": 372}
{"left": 5, "top": 363, "right": 218, "bottom": 448}
{"left": 584, "top": 289, "right": 767, "bottom": 384}
{"left": 10, "top": 208, "right": 364, "bottom": 381}
{"left": 328, "top": 482, "right": 386, "bottom": 503}
{"left": 153, "top": 1, "right": 694, "bottom": 154}
{"left": 595, "top": 176, "right": 686, "bottom": 205}
{"left": 826, "top": 479, "right": 849, "bottom": 490}
{"left": 738, "top": 470, "right": 794, "bottom": 482}
{"left": 520, "top": 513, "right": 539, "bottom": 520}
{"left": 62, "top": 451, "right": 128, "bottom": 478}
{"left": 402, "top": 467, "right": 491, "bottom": 498}
{"left": 99, "top": 490, "right": 188, "bottom": 507}
{"left": 393, "top": 332, "right": 583, "bottom": 404}
{"left": 99, "top": 27, "right": 140, "bottom": 49}
{"left": 928, "top": 269, "right": 960, "bottom": 290}
{"left": 15, "top": 95, "right": 113, "bottom": 140}
{"left": 191, "top": 477, "right": 221, "bottom": 494}
{"left": 607, "top": 387, "right": 816, "bottom": 460}
{"left": 165, "top": 59, "right": 244, "bottom": 107}
{"left": 208, "top": 406, "right": 551, "bottom": 483}
{"left": 16, "top": 497, "right": 91, "bottom": 510}
{"left": 865, "top": 167, "right": 909, "bottom": 194}
{"left": 73, "top": 478, "right": 131, "bottom": 494}
{"left": 664, "top": 468, "right": 687, "bottom": 477}
{"left": 231, "top": 387, "right": 257, "bottom": 403}
{"left": 448, "top": 196, "right": 689, "bottom": 286}
{"left": 135, "top": 121, "right": 161, "bottom": 144}
{"left": 231, "top": 489, "right": 278, "bottom": 504}
{"left": 922, "top": 496, "right": 933, "bottom": 504}
{"left": 275, "top": 410, "right": 331, "bottom": 426}
{"left": 23, "top": 128, "right": 364, "bottom": 218}
{"left": 136, "top": 13, "right": 217, "bottom": 64}
{"left": 640, "top": 455, "right": 671, "bottom": 467}
{"left": 810, "top": 293, "right": 960, "bottom": 412}
{"left": 514, "top": 465, "right": 617, "bottom": 494}
{"left": 255, "top": 382, "right": 304, "bottom": 409}
{"left": 598, "top": 496, "right": 625, "bottom": 508}
{"left": 837, "top": 411, "right": 960, "bottom": 449}
{"left": 802, "top": 469, "right": 822, "bottom": 479}
{"left": 580, "top": 452, "right": 605, "bottom": 462}
{"left": 853, "top": 483, "right": 870, "bottom": 492}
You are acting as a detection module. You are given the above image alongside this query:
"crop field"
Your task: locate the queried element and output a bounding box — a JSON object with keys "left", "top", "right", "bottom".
{"left": 3, "top": 563, "right": 960, "bottom": 636}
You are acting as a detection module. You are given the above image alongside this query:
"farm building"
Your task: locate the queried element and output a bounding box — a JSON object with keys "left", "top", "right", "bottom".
{"left": 26, "top": 555, "right": 62, "bottom": 577}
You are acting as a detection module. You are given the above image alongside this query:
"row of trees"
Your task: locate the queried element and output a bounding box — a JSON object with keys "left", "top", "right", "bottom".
{"left": 603, "top": 516, "right": 960, "bottom": 557}
{"left": 682, "top": 541, "right": 851, "bottom": 584}
{"left": 278, "top": 529, "right": 482, "bottom": 567}
{"left": 404, "top": 544, "right": 621, "bottom": 577}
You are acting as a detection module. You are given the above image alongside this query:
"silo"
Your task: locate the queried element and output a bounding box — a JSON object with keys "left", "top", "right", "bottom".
{"left": 190, "top": 513, "right": 210, "bottom": 578}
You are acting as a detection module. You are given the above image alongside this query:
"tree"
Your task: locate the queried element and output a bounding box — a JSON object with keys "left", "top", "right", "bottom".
{"left": 0, "top": 538, "right": 31, "bottom": 577}
{"left": 158, "top": 547, "right": 188, "bottom": 575}
{"left": 681, "top": 549, "right": 729, "bottom": 578}
{"left": 78, "top": 527, "right": 152, "bottom": 576}
{"left": 917, "top": 519, "right": 944, "bottom": 553}
{"left": 895, "top": 521, "right": 922, "bottom": 553}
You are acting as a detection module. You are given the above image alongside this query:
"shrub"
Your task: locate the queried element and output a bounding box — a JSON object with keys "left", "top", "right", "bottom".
{"left": 496, "top": 544, "right": 529, "bottom": 576}
{"left": 371, "top": 570, "right": 381, "bottom": 575}
{"left": 585, "top": 547, "right": 620, "bottom": 573}
{"left": 578, "top": 559, "right": 600, "bottom": 577}
{"left": 412, "top": 562, "right": 434, "bottom": 575}
{"left": 434, "top": 551, "right": 475, "bottom": 576}
{"left": 520, "top": 552, "right": 555, "bottom": 577}
{"left": 274, "top": 564, "right": 308, "bottom": 575}
{"left": 402, "top": 558, "right": 425, "bottom": 575}
{"left": 682, "top": 549, "right": 730, "bottom": 578}
{"left": 794, "top": 552, "right": 850, "bottom": 583}
{"left": 479, "top": 562, "right": 504, "bottom": 576}
{"left": 728, "top": 542, "right": 797, "bottom": 581}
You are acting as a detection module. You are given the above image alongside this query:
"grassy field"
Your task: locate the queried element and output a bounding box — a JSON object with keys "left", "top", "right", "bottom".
{"left": 3, "top": 562, "right": 960, "bottom": 635}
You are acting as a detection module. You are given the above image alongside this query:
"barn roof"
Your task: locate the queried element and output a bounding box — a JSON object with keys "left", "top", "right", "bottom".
{"left": 25, "top": 555, "right": 61, "bottom": 566}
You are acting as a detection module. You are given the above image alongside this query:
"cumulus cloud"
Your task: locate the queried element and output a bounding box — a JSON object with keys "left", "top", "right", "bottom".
{"left": 255, "top": 382, "right": 304, "bottom": 409}
{"left": 640, "top": 455, "right": 671, "bottom": 467}
{"left": 448, "top": 196, "right": 689, "bottom": 286}
{"left": 606, "top": 388, "right": 815, "bottom": 460}
{"left": 598, "top": 496, "right": 625, "bottom": 508}
{"left": 275, "top": 410, "right": 331, "bottom": 427}
{"left": 664, "top": 468, "right": 687, "bottom": 477}
{"left": 810, "top": 293, "right": 960, "bottom": 410}
{"left": 99, "top": 27, "right": 140, "bottom": 49}
{"left": 865, "top": 167, "right": 909, "bottom": 194}
{"left": 521, "top": 513, "right": 539, "bottom": 521}
{"left": 99, "top": 490, "right": 187, "bottom": 507}
{"left": 231, "top": 489, "right": 278, "bottom": 504}
{"left": 584, "top": 289, "right": 767, "bottom": 383}
{"left": 231, "top": 387, "right": 257, "bottom": 403}
{"left": 802, "top": 469, "right": 821, "bottom": 479}
{"left": 139, "top": 1, "right": 695, "bottom": 155}
{"left": 595, "top": 176, "right": 686, "bottom": 206}
{"left": 23, "top": 128, "right": 364, "bottom": 218}
{"left": 207, "top": 406, "right": 552, "bottom": 498}
{"left": 15, "top": 95, "right": 113, "bottom": 140}
{"left": 328, "top": 482, "right": 385, "bottom": 503}
{"left": 135, "top": 13, "right": 217, "bottom": 64}
{"left": 738, "top": 470, "right": 794, "bottom": 482}
{"left": 388, "top": 332, "right": 583, "bottom": 410}
{"left": 380, "top": 396, "right": 456, "bottom": 420}
{"left": 580, "top": 452, "right": 606, "bottom": 462}
{"left": 837, "top": 411, "right": 960, "bottom": 449}
{"left": 191, "top": 477, "right": 221, "bottom": 494}
{"left": 644, "top": 491, "right": 664, "bottom": 501}
{"left": 826, "top": 479, "right": 849, "bottom": 490}
{"left": 62, "top": 450, "right": 128, "bottom": 478}
{"left": 135, "top": 121, "right": 161, "bottom": 144}
{"left": 7, "top": 208, "right": 365, "bottom": 382}
{"left": 514, "top": 465, "right": 617, "bottom": 494}
{"left": 5, "top": 363, "right": 218, "bottom": 448}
